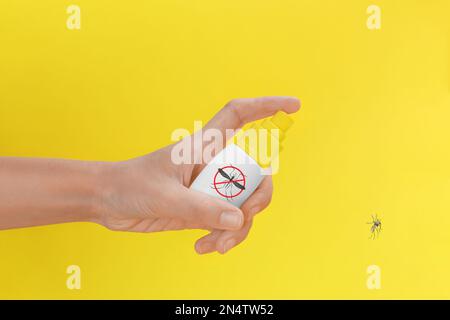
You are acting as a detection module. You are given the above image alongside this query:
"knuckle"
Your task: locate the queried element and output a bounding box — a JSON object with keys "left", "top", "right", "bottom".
{"left": 224, "top": 101, "right": 244, "bottom": 125}
{"left": 226, "top": 98, "right": 240, "bottom": 107}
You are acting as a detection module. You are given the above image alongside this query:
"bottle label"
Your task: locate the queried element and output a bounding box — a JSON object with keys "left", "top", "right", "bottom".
{"left": 190, "top": 144, "right": 265, "bottom": 208}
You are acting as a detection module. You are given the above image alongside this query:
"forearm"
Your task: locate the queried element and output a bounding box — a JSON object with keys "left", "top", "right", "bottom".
{"left": 0, "top": 157, "right": 103, "bottom": 230}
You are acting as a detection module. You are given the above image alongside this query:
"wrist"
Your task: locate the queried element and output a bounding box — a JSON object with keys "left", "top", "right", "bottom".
{"left": 90, "top": 160, "right": 126, "bottom": 226}
{"left": 89, "top": 161, "right": 115, "bottom": 224}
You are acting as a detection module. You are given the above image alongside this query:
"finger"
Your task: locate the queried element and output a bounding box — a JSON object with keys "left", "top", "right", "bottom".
{"left": 193, "top": 176, "right": 272, "bottom": 254}
{"left": 195, "top": 219, "right": 253, "bottom": 255}
{"left": 204, "top": 177, "right": 272, "bottom": 254}
{"left": 215, "top": 219, "right": 253, "bottom": 254}
{"left": 204, "top": 96, "right": 300, "bottom": 134}
{"left": 195, "top": 229, "right": 223, "bottom": 254}
{"left": 162, "top": 219, "right": 210, "bottom": 232}
{"left": 241, "top": 176, "right": 273, "bottom": 221}
{"left": 160, "top": 185, "right": 244, "bottom": 231}
{"left": 192, "top": 96, "right": 300, "bottom": 175}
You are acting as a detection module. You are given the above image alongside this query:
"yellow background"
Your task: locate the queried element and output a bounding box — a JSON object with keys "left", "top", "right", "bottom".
{"left": 0, "top": 0, "right": 449, "bottom": 299}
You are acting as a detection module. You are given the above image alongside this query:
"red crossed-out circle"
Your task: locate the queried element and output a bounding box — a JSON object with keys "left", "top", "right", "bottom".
{"left": 213, "top": 165, "right": 246, "bottom": 199}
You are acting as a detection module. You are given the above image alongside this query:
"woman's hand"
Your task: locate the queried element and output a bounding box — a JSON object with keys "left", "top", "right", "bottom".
{"left": 95, "top": 96, "right": 300, "bottom": 254}
{"left": 0, "top": 96, "right": 300, "bottom": 254}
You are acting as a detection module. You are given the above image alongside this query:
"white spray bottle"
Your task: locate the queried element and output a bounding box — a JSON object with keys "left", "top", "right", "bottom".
{"left": 190, "top": 111, "right": 294, "bottom": 207}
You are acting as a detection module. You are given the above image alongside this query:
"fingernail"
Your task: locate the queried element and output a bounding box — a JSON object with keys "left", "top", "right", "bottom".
{"left": 196, "top": 242, "right": 214, "bottom": 254}
{"left": 220, "top": 211, "right": 243, "bottom": 229}
{"left": 222, "top": 239, "right": 236, "bottom": 254}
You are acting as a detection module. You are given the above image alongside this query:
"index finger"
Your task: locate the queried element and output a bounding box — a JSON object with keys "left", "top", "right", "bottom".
{"left": 204, "top": 96, "right": 301, "bottom": 134}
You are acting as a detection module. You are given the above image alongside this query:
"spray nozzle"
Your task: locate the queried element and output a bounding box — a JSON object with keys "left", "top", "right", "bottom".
{"left": 270, "top": 111, "right": 294, "bottom": 132}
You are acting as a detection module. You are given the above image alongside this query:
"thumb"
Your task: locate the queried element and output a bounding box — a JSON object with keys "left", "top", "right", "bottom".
{"left": 163, "top": 186, "right": 244, "bottom": 231}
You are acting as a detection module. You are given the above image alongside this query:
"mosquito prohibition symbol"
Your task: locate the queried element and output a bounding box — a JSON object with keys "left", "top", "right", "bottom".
{"left": 212, "top": 165, "right": 246, "bottom": 199}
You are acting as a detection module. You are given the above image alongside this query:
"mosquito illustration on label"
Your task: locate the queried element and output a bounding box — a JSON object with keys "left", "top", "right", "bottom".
{"left": 211, "top": 165, "right": 246, "bottom": 200}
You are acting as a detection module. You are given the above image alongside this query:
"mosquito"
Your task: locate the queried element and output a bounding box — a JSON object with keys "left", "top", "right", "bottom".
{"left": 212, "top": 166, "right": 246, "bottom": 199}
{"left": 367, "top": 214, "right": 382, "bottom": 239}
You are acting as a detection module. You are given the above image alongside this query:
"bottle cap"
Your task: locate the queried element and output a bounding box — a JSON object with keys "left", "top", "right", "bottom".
{"left": 233, "top": 110, "right": 294, "bottom": 168}
{"left": 270, "top": 111, "right": 294, "bottom": 132}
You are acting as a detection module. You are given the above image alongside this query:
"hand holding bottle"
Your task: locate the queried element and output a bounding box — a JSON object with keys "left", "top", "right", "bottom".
{"left": 96, "top": 96, "right": 300, "bottom": 254}
{"left": 0, "top": 96, "right": 300, "bottom": 254}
